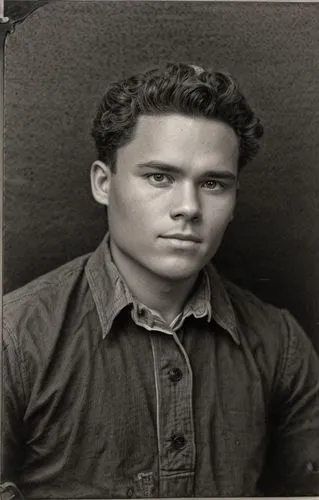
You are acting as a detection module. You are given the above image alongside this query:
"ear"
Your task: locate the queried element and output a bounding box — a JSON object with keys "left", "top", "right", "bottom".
{"left": 90, "top": 160, "right": 112, "bottom": 206}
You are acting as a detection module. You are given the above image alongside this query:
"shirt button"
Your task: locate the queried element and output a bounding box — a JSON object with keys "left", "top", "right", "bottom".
{"left": 168, "top": 367, "right": 183, "bottom": 382}
{"left": 172, "top": 434, "right": 186, "bottom": 450}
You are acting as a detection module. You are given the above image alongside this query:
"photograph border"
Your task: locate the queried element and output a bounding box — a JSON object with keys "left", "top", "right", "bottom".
{"left": 1, "top": 1, "right": 319, "bottom": 499}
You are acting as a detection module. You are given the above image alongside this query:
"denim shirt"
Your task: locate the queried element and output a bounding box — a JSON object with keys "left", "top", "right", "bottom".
{"left": 2, "top": 235, "right": 319, "bottom": 498}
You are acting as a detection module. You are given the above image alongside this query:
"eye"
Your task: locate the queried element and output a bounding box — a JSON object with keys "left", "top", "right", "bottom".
{"left": 202, "top": 179, "right": 225, "bottom": 191}
{"left": 152, "top": 174, "right": 166, "bottom": 182}
{"left": 146, "top": 173, "right": 173, "bottom": 186}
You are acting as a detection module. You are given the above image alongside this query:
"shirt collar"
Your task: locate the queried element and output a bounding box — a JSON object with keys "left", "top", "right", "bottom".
{"left": 85, "top": 234, "right": 134, "bottom": 337}
{"left": 204, "top": 261, "right": 240, "bottom": 344}
{"left": 131, "top": 268, "right": 212, "bottom": 335}
{"left": 85, "top": 234, "right": 239, "bottom": 344}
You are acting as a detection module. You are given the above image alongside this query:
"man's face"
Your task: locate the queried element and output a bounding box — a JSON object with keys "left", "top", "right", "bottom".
{"left": 97, "top": 113, "right": 239, "bottom": 282}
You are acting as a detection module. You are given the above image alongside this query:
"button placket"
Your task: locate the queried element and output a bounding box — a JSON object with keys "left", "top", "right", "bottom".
{"left": 150, "top": 331, "right": 195, "bottom": 487}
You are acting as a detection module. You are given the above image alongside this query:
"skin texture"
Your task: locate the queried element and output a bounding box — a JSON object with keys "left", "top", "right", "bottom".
{"left": 91, "top": 113, "right": 239, "bottom": 321}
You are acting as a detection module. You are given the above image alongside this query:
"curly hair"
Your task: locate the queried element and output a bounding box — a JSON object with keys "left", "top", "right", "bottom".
{"left": 92, "top": 62, "right": 263, "bottom": 171}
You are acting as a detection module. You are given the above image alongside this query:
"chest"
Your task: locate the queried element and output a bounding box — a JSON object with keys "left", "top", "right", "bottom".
{"left": 24, "top": 320, "right": 270, "bottom": 490}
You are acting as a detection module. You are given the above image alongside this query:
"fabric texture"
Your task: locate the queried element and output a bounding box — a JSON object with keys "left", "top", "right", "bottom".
{"left": 2, "top": 236, "right": 319, "bottom": 498}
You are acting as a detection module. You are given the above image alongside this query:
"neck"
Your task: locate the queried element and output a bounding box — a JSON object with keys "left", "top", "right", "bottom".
{"left": 109, "top": 240, "right": 199, "bottom": 324}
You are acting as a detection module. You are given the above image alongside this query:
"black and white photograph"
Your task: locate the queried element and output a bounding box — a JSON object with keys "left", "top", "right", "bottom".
{"left": 1, "top": 1, "right": 319, "bottom": 498}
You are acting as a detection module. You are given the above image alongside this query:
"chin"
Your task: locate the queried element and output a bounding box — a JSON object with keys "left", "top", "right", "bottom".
{"left": 153, "top": 263, "right": 203, "bottom": 282}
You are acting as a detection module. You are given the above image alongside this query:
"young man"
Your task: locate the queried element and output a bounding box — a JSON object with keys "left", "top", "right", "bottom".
{"left": 2, "top": 63, "right": 319, "bottom": 498}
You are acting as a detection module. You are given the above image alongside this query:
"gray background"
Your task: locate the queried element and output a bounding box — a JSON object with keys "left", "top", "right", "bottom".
{"left": 4, "top": 1, "right": 319, "bottom": 353}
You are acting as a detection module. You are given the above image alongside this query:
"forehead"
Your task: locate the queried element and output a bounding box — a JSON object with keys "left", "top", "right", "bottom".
{"left": 117, "top": 113, "right": 239, "bottom": 171}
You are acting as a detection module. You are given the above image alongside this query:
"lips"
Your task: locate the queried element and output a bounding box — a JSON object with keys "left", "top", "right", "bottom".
{"left": 161, "top": 233, "right": 202, "bottom": 243}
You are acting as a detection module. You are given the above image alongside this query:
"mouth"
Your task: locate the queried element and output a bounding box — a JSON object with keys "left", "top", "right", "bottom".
{"left": 160, "top": 233, "right": 202, "bottom": 243}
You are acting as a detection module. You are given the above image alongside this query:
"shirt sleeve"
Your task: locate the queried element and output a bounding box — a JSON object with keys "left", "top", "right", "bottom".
{"left": 261, "top": 310, "right": 319, "bottom": 495}
{"left": 1, "top": 318, "right": 27, "bottom": 483}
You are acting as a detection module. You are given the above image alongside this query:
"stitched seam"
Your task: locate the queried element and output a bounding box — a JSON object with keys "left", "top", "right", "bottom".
{"left": 3, "top": 318, "right": 28, "bottom": 409}
{"left": 172, "top": 331, "right": 196, "bottom": 473}
{"left": 161, "top": 470, "right": 195, "bottom": 478}
{"left": 278, "top": 309, "right": 292, "bottom": 389}
{"left": 150, "top": 335, "right": 162, "bottom": 494}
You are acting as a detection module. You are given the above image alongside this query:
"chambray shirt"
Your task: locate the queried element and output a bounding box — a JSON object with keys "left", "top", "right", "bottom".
{"left": 2, "top": 236, "right": 319, "bottom": 498}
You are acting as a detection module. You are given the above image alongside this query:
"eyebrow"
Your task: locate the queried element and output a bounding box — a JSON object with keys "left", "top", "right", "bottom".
{"left": 136, "top": 161, "right": 237, "bottom": 181}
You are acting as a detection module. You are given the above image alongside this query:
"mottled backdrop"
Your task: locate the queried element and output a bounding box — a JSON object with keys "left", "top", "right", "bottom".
{"left": 4, "top": 1, "right": 319, "bottom": 352}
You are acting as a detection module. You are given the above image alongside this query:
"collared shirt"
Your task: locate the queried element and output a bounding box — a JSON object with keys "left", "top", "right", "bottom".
{"left": 2, "top": 235, "right": 319, "bottom": 498}
{"left": 100, "top": 243, "right": 213, "bottom": 336}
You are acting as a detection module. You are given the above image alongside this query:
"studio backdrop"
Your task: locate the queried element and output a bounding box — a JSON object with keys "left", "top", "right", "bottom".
{"left": 4, "top": 1, "right": 319, "bottom": 353}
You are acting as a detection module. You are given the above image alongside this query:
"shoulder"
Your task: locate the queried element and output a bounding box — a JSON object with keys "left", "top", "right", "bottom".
{"left": 224, "top": 278, "right": 287, "bottom": 328}
{"left": 3, "top": 253, "right": 93, "bottom": 344}
{"left": 4, "top": 253, "right": 91, "bottom": 305}
{"left": 222, "top": 277, "right": 311, "bottom": 380}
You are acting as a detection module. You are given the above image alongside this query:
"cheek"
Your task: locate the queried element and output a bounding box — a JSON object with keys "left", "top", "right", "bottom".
{"left": 205, "top": 196, "right": 236, "bottom": 228}
{"left": 108, "top": 186, "right": 147, "bottom": 231}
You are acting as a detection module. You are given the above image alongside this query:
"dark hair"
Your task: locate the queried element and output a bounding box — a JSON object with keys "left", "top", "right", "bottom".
{"left": 92, "top": 62, "right": 263, "bottom": 171}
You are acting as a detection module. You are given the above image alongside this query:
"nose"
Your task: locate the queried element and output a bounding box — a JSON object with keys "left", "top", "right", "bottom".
{"left": 170, "top": 182, "right": 202, "bottom": 222}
